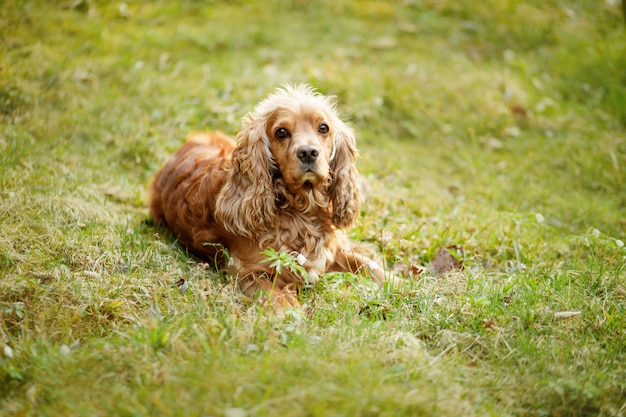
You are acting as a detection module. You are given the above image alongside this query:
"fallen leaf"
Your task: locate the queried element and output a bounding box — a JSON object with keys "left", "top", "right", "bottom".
{"left": 428, "top": 246, "right": 464, "bottom": 276}
{"left": 482, "top": 317, "right": 498, "bottom": 330}
{"left": 174, "top": 278, "right": 189, "bottom": 293}
{"left": 197, "top": 263, "right": 211, "bottom": 270}
{"left": 409, "top": 264, "right": 427, "bottom": 277}
{"left": 392, "top": 262, "right": 425, "bottom": 279}
{"left": 508, "top": 104, "right": 528, "bottom": 117}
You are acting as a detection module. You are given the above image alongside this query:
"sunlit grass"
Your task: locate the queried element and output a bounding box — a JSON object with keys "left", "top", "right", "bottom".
{"left": 1, "top": 1, "right": 625, "bottom": 416}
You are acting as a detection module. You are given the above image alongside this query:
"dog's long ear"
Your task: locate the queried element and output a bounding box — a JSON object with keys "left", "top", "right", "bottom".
{"left": 329, "top": 120, "right": 361, "bottom": 228}
{"left": 215, "top": 113, "right": 276, "bottom": 239}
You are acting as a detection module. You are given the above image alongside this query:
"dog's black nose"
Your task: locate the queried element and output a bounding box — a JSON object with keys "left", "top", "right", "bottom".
{"left": 297, "top": 146, "right": 319, "bottom": 164}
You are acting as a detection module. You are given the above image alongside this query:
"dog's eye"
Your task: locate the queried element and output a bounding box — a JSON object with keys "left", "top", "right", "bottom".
{"left": 318, "top": 124, "right": 329, "bottom": 135}
{"left": 275, "top": 128, "right": 289, "bottom": 139}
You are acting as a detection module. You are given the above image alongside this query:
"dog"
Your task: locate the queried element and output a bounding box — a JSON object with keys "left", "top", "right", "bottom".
{"left": 150, "top": 84, "right": 388, "bottom": 307}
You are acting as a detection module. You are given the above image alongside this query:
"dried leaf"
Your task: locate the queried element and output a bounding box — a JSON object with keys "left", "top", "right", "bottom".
{"left": 197, "top": 263, "right": 211, "bottom": 270}
{"left": 428, "top": 246, "right": 464, "bottom": 276}
{"left": 508, "top": 104, "right": 528, "bottom": 117}
{"left": 482, "top": 317, "right": 498, "bottom": 330}
{"left": 392, "top": 262, "right": 425, "bottom": 279}
{"left": 174, "top": 278, "right": 189, "bottom": 293}
{"left": 409, "top": 264, "right": 427, "bottom": 278}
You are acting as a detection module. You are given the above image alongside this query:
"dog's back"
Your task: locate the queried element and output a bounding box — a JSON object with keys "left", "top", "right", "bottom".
{"left": 149, "top": 131, "right": 235, "bottom": 258}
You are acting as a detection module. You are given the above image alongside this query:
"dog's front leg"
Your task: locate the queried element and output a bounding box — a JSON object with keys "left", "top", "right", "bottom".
{"left": 330, "top": 245, "right": 387, "bottom": 285}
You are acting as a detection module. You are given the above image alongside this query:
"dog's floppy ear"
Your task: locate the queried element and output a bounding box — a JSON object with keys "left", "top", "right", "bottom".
{"left": 329, "top": 119, "right": 361, "bottom": 228}
{"left": 215, "top": 113, "right": 276, "bottom": 238}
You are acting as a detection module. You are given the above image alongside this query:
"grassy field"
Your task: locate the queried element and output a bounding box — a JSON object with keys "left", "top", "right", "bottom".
{"left": 1, "top": 0, "right": 625, "bottom": 415}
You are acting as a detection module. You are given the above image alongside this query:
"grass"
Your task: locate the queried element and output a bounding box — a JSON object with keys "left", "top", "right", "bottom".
{"left": 1, "top": 0, "right": 625, "bottom": 415}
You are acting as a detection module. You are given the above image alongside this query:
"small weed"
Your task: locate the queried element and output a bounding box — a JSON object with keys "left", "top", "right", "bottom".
{"left": 261, "top": 248, "right": 310, "bottom": 284}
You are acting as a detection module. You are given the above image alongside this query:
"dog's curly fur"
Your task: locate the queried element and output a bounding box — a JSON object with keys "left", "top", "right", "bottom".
{"left": 150, "top": 84, "right": 386, "bottom": 306}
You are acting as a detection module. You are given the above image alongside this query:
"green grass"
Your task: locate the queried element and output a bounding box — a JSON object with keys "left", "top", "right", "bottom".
{"left": 1, "top": 0, "right": 625, "bottom": 415}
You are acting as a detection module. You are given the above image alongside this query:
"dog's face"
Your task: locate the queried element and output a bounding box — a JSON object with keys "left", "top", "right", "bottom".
{"left": 216, "top": 84, "right": 361, "bottom": 238}
{"left": 265, "top": 104, "right": 335, "bottom": 190}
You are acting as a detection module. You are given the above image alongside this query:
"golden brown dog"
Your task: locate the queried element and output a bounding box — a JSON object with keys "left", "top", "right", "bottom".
{"left": 150, "top": 84, "right": 387, "bottom": 307}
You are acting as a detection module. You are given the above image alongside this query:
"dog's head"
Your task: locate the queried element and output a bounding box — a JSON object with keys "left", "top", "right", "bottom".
{"left": 216, "top": 84, "right": 361, "bottom": 238}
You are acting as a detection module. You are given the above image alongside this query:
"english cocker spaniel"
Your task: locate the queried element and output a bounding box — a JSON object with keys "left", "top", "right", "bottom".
{"left": 150, "top": 84, "right": 388, "bottom": 307}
